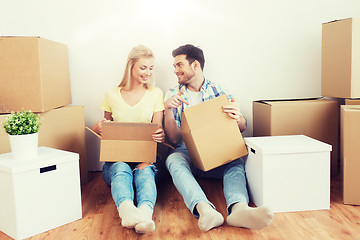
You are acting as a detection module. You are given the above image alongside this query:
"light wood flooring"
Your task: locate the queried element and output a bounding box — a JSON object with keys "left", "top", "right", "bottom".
{"left": 1, "top": 172, "right": 360, "bottom": 240}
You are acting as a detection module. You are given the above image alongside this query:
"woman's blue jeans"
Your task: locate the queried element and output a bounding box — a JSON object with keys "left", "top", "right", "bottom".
{"left": 103, "top": 162, "right": 158, "bottom": 210}
{"left": 165, "top": 144, "right": 249, "bottom": 217}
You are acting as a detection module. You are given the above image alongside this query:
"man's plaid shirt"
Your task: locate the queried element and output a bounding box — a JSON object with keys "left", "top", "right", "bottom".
{"left": 164, "top": 79, "right": 233, "bottom": 128}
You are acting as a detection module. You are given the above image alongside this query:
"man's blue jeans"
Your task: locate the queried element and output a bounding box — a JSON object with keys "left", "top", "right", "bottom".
{"left": 103, "top": 162, "right": 157, "bottom": 210}
{"left": 165, "top": 144, "right": 249, "bottom": 217}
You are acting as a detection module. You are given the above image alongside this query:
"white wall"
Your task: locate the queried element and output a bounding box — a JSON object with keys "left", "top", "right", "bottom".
{"left": 1, "top": 0, "right": 360, "bottom": 170}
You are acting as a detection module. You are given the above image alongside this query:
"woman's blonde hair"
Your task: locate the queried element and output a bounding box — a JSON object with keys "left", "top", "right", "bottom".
{"left": 118, "top": 45, "right": 155, "bottom": 90}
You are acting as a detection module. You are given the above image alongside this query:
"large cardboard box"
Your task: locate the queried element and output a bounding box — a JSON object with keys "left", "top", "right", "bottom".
{"left": 0, "top": 105, "right": 88, "bottom": 184}
{"left": 245, "top": 135, "right": 331, "bottom": 213}
{"left": 340, "top": 105, "right": 360, "bottom": 205}
{"left": 0, "top": 36, "right": 72, "bottom": 113}
{"left": 253, "top": 98, "right": 339, "bottom": 176}
{"left": 90, "top": 122, "right": 158, "bottom": 163}
{"left": 0, "top": 147, "right": 82, "bottom": 240}
{"left": 181, "top": 95, "right": 248, "bottom": 171}
{"left": 322, "top": 18, "right": 360, "bottom": 98}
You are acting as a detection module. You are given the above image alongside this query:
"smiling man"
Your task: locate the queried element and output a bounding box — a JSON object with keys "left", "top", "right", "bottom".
{"left": 164, "top": 44, "right": 273, "bottom": 232}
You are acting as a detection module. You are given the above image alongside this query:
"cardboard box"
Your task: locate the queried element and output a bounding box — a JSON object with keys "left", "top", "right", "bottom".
{"left": 90, "top": 122, "right": 158, "bottom": 162}
{"left": 0, "top": 36, "right": 72, "bottom": 113}
{"left": 340, "top": 105, "right": 360, "bottom": 205}
{"left": 253, "top": 98, "right": 339, "bottom": 176}
{"left": 322, "top": 18, "right": 360, "bottom": 98}
{"left": 0, "top": 147, "right": 82, "bottom": 240}
{"left": 345, "top": 99, "right": 360, "bottom": 105}
{"left": 0, "top": 105, "right": 88, "bottom": 184}
{"left": 245, "top": 135, "right": 331, "bottom": 213}
{"left": 181, "top": 95, "right": 248, "bottom": 171}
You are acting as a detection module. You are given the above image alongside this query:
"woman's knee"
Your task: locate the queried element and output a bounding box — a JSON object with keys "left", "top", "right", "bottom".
{"left": 110, "top": 162, "right": 132, "bottom": 176}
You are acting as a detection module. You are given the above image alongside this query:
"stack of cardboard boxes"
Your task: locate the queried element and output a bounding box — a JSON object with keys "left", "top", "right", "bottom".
{"left": 252, "top": 18, "right": 360, "bottom": 206}
{"left": 322, "top": 18, "right": 360, "bottom": 206}
{"left": 0, "top": 36, "right": 87, "bottom": 184}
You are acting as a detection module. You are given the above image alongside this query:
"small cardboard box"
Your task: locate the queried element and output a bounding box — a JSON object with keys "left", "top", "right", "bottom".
{"left": 0, "top": 147, "right": 82, "bottom": 240}
{"left": 0, "top": 105, "right": 88, "bottom": 184}
{"left": 90, "top": 122, "right": 158, "bottom": 162}
{"left": 181, "top": 95, "right": 248, "bottom": 171}
{"left": 322, "top": 18, "right": 360, "bottom": 98}
{"left": 253, "top": 98, "right": 339, "bottom": 176}
{"left": 340, "top": 105, "right": 360, "bottom": 205}
{"left": 0, "top": 36, "right": 72, "bottom": 113}
{"left": 245, "top": 135, "right": 331, "bottom": 213}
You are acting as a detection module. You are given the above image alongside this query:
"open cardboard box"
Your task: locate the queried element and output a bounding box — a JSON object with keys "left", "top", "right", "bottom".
{"left": 88, "top": 122, "right": 158, "bottom": 162}
{"left": 181, "top": 94, "right": 248, "bottom": 171}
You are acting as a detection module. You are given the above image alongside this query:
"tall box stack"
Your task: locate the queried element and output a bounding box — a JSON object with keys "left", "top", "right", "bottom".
{"left": 0, "top": 37, "right": 87, "bottom": 184}
{"left": 322, "top": 18, "right": 360, "bottom": 205}
{"left": 253, "top": 98, "right": 339, "bottom": 176}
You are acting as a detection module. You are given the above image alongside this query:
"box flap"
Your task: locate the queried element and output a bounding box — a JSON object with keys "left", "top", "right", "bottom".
{"left": 182, "top": 94, "right": 229, "bottom": 130}
{"left": 254, "top": 97, "right": 324, "bottom": 106}
{"left": 244, "top": 135, "right": 332, "bottom": 155}
{"left": 102, "top": 122, "right": 158, "bottom": 141}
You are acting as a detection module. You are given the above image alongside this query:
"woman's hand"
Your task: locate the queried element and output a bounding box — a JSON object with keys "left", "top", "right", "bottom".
{"left": 152, "top": 128, "right": 165, "bottom": 143}
{"left": 91, "top": 118, "right": 109, "bottom": 135}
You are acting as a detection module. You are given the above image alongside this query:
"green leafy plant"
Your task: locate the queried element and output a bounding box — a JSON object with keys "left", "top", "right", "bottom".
{"left": 2, "top": 109, "right": 41, "bottom": 135}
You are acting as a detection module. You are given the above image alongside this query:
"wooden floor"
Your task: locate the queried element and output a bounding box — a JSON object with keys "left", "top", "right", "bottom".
{"left": 1, "top": 172, "right": 360, "bottom": 240}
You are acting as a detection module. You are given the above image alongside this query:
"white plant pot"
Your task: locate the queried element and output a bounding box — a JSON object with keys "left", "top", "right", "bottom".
{"left": 8, "top": 132, "right": 39, "bottom": 160}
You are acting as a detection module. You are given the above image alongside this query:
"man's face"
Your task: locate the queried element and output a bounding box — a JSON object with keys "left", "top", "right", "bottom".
{"left": 173, "top": 54, "right": 195, "bottom": 85}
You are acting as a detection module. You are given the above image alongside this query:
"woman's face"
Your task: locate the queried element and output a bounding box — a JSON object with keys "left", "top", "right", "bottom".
{"left": 131, "top": 57, "right": 154, "bottom": 85}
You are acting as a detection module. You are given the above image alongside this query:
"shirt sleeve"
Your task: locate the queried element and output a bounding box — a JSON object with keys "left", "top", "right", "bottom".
{"left": 101, "top": 91, "right": 112, "bottom": 112}
{"left": 153, "top": 88, "right": 165, "bottom": 113}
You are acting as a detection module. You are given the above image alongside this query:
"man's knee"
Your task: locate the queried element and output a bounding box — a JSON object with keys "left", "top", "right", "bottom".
{"left": 166, "top": 152, "right": 190, "bottom": 171}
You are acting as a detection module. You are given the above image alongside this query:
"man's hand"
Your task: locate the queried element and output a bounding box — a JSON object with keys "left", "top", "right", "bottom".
{"left": 165, "top": 88, "right": 189, "bottom": 110}
{"left": 222, "top": 99, "right": 247, "bottom": 132}
{"left": 222, "top": 99, "right": 241, "bottom": 121}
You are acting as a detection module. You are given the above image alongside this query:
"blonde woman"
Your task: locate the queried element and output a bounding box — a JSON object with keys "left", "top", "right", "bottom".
{"left": 92, "top": 45, "right": 164, "bottom": 234}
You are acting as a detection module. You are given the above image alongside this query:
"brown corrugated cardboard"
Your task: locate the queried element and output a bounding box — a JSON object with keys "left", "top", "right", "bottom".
{"left": 0, "top": 105, "right": 88, "bottom": 184}
{"left": 253, "top": 98, "right": 339, "bottom": 176}
{"left": 181, "top": 95, "right": 248, "bottom": 171}
{"left": 340, "top": 105, "right": 360, "bottom": 205}
{"left": 90, "top": 122, "right": 158, "bottom": 163}
{"left": 322, "top": 18, "right": 360, "bottom": 98}
{"left": 345, "top": 99, "right": 360, "bottom": 105}
{"left": 0, "top": 36, "right": 72, "bottom": 113}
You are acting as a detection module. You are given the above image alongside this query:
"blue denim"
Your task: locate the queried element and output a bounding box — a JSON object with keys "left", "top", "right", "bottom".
{"left": 165, "top": 144, "right": 249, "bottom": 217}
{"left": 102, "top": 162, "right": 158, "bottom": 210}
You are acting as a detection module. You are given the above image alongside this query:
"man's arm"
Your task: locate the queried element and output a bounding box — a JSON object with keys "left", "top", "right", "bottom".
{"left": 164, "top": 88, "right": 189, "bottom": 144}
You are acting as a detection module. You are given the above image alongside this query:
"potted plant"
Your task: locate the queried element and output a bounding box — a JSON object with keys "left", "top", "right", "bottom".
{"left": 2, "top": 109, "right": 41, "bottom": 160}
